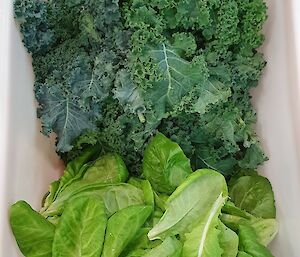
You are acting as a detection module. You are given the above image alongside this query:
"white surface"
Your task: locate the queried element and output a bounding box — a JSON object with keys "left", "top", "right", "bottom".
{"left": 0, "top": 1, "right": 62, "bottom": 256}
{"left": 253, "top": 0, "right": 300, "bottom": 255}
{"left": 1, "top": 0, "right": 300, "bottom": 256}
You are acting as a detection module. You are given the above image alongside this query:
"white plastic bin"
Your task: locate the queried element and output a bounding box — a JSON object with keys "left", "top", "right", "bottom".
{"left": 1, "top": 0, "right": 300, "bottom": 256}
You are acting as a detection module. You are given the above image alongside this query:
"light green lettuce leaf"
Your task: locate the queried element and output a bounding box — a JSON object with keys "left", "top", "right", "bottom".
{"left": 218, "top": 221, "right": 239, "bottom": 257}
{"left": 101, "top": 205, "right": 152, "bottom": 257}
{"left": 238, "top": 225, "right": 274, "bottom": 257}
{"left": 83, "top": 153, "right": 129, "bottom": 183}
{"left": 52, "top": 195, "right": 107, "bottom": 257}
{"left": 121, "top": 228, "right": 161, "bottom": 257}
{"left": 41, "top": 183, "right": 145, "bottom": 217}
{"left": 220, "top": 213, "right": 278, "bottom": 247}
{"left": 10, "top": 201, "right": 55, "bottom": 257}
{"left": 148, "top": 169, "right": 228, "bottom": 240}
{"left": 143, "top": 237, "right": 182, "bottom": 257}
{"left": 229, "top": 175, "right": 276, "bottom": 219}
{"left": 128, "top": 178, "right": 155, "bottom": 209}
{"left": 249, "top": 218, "right": 278, "bottom": 247}
{"left": 238, "top": 252, "right": 253, "bottom": 257}
{"left": 182, "top": 201, "right": 223, "bottom": 257}
{"left": 143, "top": 133, "right": 192, "bottom": 194}
{"left": 42, "top": 146, "right": 100, "bottom": 211}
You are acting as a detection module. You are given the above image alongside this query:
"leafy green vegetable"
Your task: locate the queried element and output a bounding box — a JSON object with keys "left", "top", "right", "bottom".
{"left": 14, "top": 0, "right": 55, "bottom": 55}
{"left": 250, "top": 219, "right": 278, "bottom": 247}
{"left": 113, "top": 69, "right": 146, "bottom": 119}
{"left": 42, "top": 146, "right": 100, "bottom": 211}
{"left": 181, "top": 197, "right": 224, "bottom": 257}
{"left": 229, "top": 175, "right": 276, "bottom": 218}
{"left": 219, "top": 221, "right": 239, "bottom": 257}
{"left": 153, "top": 192, "right": 168, "bottom": 212}
{"left": 118, "top": 0, "right": 268, "bottom": 173}
{"left": 14, "top": 0, "right": 129, "bottom": 153}
{"left": 222, "top": 201, "right": 253, "bottom": 219}
{"left": 101, "top": 205, "right": 152, "bottom": 257}
{"left": 238, "top": 225, "right": 274, "bottom": 257}
{"left": 52, "top": 195, "right": 107, "bottom": 257}
{"left": 42, "top": 183, "right": 145, "bottom": 218}
{"left": 125, "top": 249, "right": 150, "bottom": 257}
{"left": 35, "top": 76, "right": 97, "bottom": 152}
{"left": 10, "top": 201, "right": 55, "bottom": 257}
{"left": 148, "top": 169, "right": 227, "bottom": 240}
{"left": 221, "top": 195, "right": 278, "bottom": 249}
{"left": 143, "top": 237, "right": 182, "bottom": 257}
{"left": 238, "top": 252, "right": 253, "bottom": 257}
{"left": 121, "top": 228, "right": 161, "bottom": 257}
{"left": 83, "top": 153, "right": 129, "bottom": 183}
{"left": 14, "top": 0, "right": 269, "bottom": 174}
{"left": 143, "top": 133, "right": 192, "bottom": 194}
{"left": 9, "top": 135, "right": 278, "bottom": 257}
{"left": 221, "top": 213, "right": 278, "bottom": 247}
{"left": 127, "top": 178, "right": 155, "bottom": 208}
{"left": 147, "top": 43, "right": 209, "bottom": 116}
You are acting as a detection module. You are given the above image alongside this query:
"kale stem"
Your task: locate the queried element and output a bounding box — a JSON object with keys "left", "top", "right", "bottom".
{"left": 137, "top": 111, "right": 146, "bottom": 123}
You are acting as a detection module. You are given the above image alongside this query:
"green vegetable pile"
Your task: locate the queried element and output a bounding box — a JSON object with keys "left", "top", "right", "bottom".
{"left": 12, "top": 0, "right": 278, "bottom": 255}
{"left": 10, "top": 134, "right": 278, "bottom": 257}
{"left": 14, "top": 0, "right": 268, "bottom": 174}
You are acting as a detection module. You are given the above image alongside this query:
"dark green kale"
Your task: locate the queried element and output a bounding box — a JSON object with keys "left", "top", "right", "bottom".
{"left": 15, "top": 0, "right": 268, "bottom": 175}
{"left": 15, "top": 0, "right": 130, "bottom": 152}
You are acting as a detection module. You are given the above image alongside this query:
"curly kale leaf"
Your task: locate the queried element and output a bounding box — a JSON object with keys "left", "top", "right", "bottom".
{"left": 35, "top": 81, "right": 95, "bottom": 152}
{"left": 113, "top": 69, "right": 146, "bottom": 118}
{"left": 14, "top": 0, "right": 55, "bottom": 55}
{"left": 65, "top": 97, "right": 147, "bottom": 174}
{"left": 33, "top": 43, "right": 124, "bottom": 152}
{"left": 159, "top": 91, "right": 267, "bottom": 175}
{"left": 15, "top": 0, "right": 129, "bottom": 152}
{"left": 191, "top": 79, "right": 231, "bottom": 114}
{"left": 175, "top": 0, "right": 211, "bottom": 29}
{"left": 236, "top": 0, "right": 267, "bottom": 56}
{"left": 15, "top": 0, "right": 268, "bottom": 175}
{"left": 147, "top": 44, "right": 208, "bottom": 116}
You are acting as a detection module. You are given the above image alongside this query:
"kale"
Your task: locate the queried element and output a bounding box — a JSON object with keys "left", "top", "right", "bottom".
{"left": 15, "top": 0, "right": 129, "bottom": 152}
{"left": 14, "top": 0, "right": 268, "bottom": 174}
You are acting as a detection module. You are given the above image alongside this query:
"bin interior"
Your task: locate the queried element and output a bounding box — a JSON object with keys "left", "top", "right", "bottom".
{"left": 1, "top": 0, "right": 300, "bottom": 256}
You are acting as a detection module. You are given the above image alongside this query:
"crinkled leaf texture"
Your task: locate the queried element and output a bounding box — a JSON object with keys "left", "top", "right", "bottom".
{"left": 148, "top": 43, "right": 208, "bottom": 116}
{"left": 35, "top": 81, "right": 96, "bottom": 152}
{"left": 114, "top": 69, "right": 146, "bottom": 116}
{"left": 192, "top": 79, "right": 231, "bottom": 114}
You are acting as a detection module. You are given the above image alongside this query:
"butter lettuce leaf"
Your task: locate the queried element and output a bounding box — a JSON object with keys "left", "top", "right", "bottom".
{"left": 52, "top": 195, "right": 107, "bottom": 257}
{"left": 143, "top": 133, "right": 192, "bottom": 194}
{"left": 10, "top": 201, "right": 55, "bottom": 257}
{"left": 102, "top": 205, "right": 152, "bottom": 257}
